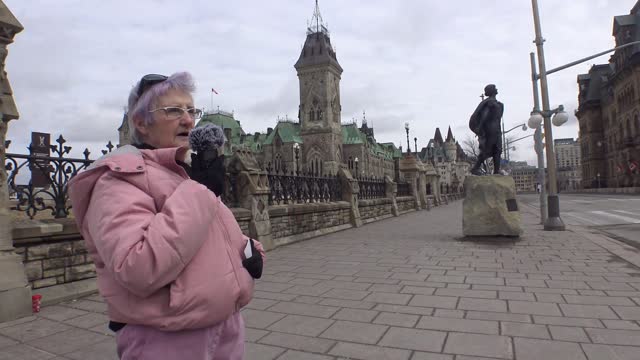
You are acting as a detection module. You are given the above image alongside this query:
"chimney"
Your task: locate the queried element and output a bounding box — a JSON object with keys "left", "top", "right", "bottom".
{"left": 267, "top": 127, "right": 273, "bottom": 135}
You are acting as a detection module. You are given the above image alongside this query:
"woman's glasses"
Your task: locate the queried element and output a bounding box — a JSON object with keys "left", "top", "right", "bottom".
{"left": 149, "top": 106, "right": 203, "bottom": 120}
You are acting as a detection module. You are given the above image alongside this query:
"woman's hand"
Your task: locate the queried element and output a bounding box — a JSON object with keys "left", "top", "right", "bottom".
{"left": 242, "top": 239, "right": 263, "bottom": 279}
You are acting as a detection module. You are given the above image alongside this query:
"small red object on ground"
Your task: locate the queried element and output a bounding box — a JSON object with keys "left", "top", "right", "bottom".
{"left": 32, "top": 294, "right": 42, "bottom": 313}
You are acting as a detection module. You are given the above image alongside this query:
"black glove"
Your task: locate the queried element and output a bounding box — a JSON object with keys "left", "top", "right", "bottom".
{"left": 242, "top": 239, "right": 263, "bottom": 279}
{"left": 190, "top": 149, "right": 226, "bottom": 197}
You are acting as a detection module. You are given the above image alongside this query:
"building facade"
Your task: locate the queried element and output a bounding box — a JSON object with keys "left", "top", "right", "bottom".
{"left": 576, "top": 1, "right": 640, "bottom": 188}
{"left": 419, "top": 127, "right": 470, "bottom": 193}
{"left": 554, "top": 138, "right": 582, "bottom": 191}
{"left": 196, "top": 3, "right": 402, "bottom": 179}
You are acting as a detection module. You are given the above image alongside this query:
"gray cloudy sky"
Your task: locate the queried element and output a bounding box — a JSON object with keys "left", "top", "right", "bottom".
{"left": 3, "top": 0, "right": 633, "bottom": 164}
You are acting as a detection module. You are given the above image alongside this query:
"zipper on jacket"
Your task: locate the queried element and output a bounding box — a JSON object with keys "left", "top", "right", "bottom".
{"left": 214, "top": 214, "right": 243, "bottom": 312}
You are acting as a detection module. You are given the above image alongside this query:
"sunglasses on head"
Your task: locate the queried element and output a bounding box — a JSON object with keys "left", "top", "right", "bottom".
{"left": 136, "top": 74, "right": 168, "bottom": 98}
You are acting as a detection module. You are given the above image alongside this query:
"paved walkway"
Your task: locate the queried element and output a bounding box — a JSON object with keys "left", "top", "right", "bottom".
{"left": 2, "top": 199, "right": 640, "bottom": 359}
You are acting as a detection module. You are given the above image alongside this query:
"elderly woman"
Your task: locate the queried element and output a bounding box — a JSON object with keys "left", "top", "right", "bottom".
{"left": 68, "top": 72, "right": 263, "bottom": 360}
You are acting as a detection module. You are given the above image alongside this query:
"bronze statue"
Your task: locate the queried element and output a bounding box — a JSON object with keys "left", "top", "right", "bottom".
{"left": 469, "top": 84, "right": 504, "bottom": 175}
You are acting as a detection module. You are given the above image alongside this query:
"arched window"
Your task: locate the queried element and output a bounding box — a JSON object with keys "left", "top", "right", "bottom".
{"left": 275, "top": 153, "right": 282, "bottom": 173}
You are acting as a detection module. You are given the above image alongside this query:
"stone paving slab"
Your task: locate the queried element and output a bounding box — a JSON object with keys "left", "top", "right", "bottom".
{"left": 3, "top": 199, "right": 640, "bottom": 359}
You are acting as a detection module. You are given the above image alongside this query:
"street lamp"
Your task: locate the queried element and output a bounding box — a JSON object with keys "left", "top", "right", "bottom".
{"left": 531, "top": 0, "right": 567, "bottom": 231}
{"left": 293, "top": 142, "right": 300, "bottom": 175}
{"left": 503, "top": 123, "right": 529, "bottom": 161}
{"left": 404, "top": 122, "right": 410, "bottom": 155}
{"left": 505, "top": 133, "right": 535, "bottom": 161}
{"left": 529, "top": 1, "right": 640, "bottom": 229}
{"left": 354, "top": 156, "right": 359, "bottom": 177}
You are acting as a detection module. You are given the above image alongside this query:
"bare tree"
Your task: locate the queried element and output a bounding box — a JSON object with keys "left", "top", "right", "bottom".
{"left": 462, "top": 135, "right": 480, "bottom": 158}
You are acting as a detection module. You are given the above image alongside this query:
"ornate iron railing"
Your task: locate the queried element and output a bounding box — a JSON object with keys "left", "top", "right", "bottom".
{"left": 265, "top": 162, "right": 342, "bottom": 205}
{"left": 397, "top": 181, "right": 412, "bottom": 197}
{"left": 4, "top": 136, "right": 115, "bottom": 219}
{"left": 356, "top": 176, "right": 385, "bottom": 199}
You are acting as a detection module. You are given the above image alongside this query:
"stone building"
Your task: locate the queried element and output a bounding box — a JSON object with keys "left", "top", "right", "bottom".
{"left": 576, "top": 1, "right": 640, "bottom": 188}
{"left": 419, "top": 127, "right": 470, "bottom": 193}
{"left": 194, "top": 3, "right": 402, "bottom": 179}
{"left": 511, "top": 166, "right": 540, "bottom": 193}
{"left": 554, "top": 138, "right": 582, "bottom": 191}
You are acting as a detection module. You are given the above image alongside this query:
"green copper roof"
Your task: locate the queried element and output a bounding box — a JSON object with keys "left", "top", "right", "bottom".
{"left": 380, "top": 142, "right": 403, "bottom": 159}
{"left": 264, "top": 121, "right": 303, "bottom": 145}
{"left": 196, "top": 111, "right": 246, "bottom": 156}
{"left": 342, "top": 124, "right": 365, "bottom": 144}
{"left": 243, "top": 133, "right": 269, "bottom": 152}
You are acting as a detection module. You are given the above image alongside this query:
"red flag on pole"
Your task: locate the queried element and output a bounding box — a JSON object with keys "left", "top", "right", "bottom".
{"left": 211, "top": 88, "right": 218, "bottom": 95}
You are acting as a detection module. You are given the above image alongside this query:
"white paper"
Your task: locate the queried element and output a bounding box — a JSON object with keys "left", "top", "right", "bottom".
{"left": 243, "top": 239, "right": 253, "bottom": 258}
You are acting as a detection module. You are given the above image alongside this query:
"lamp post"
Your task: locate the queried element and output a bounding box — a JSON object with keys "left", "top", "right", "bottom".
{"left": 505, "top": 133, "right": 535, "bottom": 162}
{"left": 529, "top": 1, "right": 640, "bottom": 228}
{"left": 531, "top": 0, "right": 570, "bottom": 231}
{"left": 354, "top": 157, "right": 359, "bottom": 178}
{"left": 503, "top": 123, "right": 528, "bottom": 162}
{"left": 293, "top": 142, "right": 300, "bottom": 175}
{"left": 405, "top": 122, "right": 410, "bottom": 155}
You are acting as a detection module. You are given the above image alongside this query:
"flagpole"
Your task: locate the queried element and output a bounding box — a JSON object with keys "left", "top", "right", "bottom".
{"left": 210, "top": 90, "right": 213, "bottom": 113}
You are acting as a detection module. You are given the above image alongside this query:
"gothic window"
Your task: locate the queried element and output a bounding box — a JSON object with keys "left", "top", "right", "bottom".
{"left": 309, "top": 97, "right": 321, "bottom": 122}
{"left": 275, "top": 153, "right": 282, "bottom": 173}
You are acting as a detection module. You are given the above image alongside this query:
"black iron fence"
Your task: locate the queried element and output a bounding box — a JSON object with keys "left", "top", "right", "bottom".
{"left": 397, "top": 181, "right": 412, "bottom": 197}
{"left": 356, "top": 176, "right": 385, "bottom": 199}
{"left": 265, "top": 163, "right": 342, "bottom": 205}
{"left": 4, "top": 136, "right": 114, "bottom": 219}
{"left": 5, "top": 135, "right": 414, "bottom": 218}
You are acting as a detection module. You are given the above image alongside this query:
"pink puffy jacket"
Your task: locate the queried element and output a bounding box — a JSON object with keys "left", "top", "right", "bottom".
{"left": 68, "top": 145, "right": 259, "bottom": 331}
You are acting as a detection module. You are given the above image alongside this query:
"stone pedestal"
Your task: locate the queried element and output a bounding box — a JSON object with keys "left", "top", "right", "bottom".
{"left": 0, "top": 2, "right": 30, "bottom": 322}
{"left": 463, "top": 175, "right": 522, "bottom": 237}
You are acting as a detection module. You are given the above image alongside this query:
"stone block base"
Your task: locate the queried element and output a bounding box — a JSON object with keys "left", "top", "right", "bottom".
{"left": 463, "top": 175, "right": 522, "bottom": 237}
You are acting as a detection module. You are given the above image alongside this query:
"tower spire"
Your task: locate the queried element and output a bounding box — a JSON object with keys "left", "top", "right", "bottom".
{"left": 312, "top": 0, "right": 323, "bottom": 33}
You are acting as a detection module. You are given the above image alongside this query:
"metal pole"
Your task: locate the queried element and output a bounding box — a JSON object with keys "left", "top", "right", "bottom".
{"left": 544, "top": 40, "right": 640, "bottom": 76}
{"left": 531, "top": 0, "right": 564, "bottom": 230}
{"left": 530, "top": 52, "right": 548, "bottom": 224}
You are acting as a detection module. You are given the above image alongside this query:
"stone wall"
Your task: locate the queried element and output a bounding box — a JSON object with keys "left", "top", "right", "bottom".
{"left": 12, "top": 219, "right": 95, "bottom": 290}
{"left": 232, "top": 208, "right": 252, "bottom": 237}
{"left": 358, "top": 198, "right": 393, "bottom": 223}
{"left": 397, "top": 196, "right": 417, "bottom": 213}
{"left": 269, "top": 202, "right": 351, "bottom": 240}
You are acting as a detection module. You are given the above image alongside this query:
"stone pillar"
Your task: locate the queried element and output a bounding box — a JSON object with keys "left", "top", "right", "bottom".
{"left": 338, "top": 167, "right": 362, "bottom": 228}
{"left": 0, "top": 2, "right": 30, "bottom": 322}
{"left": 399, "top": 155, "right": 421, "bottom": 210}
{"left": 418, "top": 171, "right": 428, "bottom": 210}
{"left": 228, "top": 148, "right": 273, "bottom": 249}
{"left": 384, "top": 175, "right": 399, "bottom": 216}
